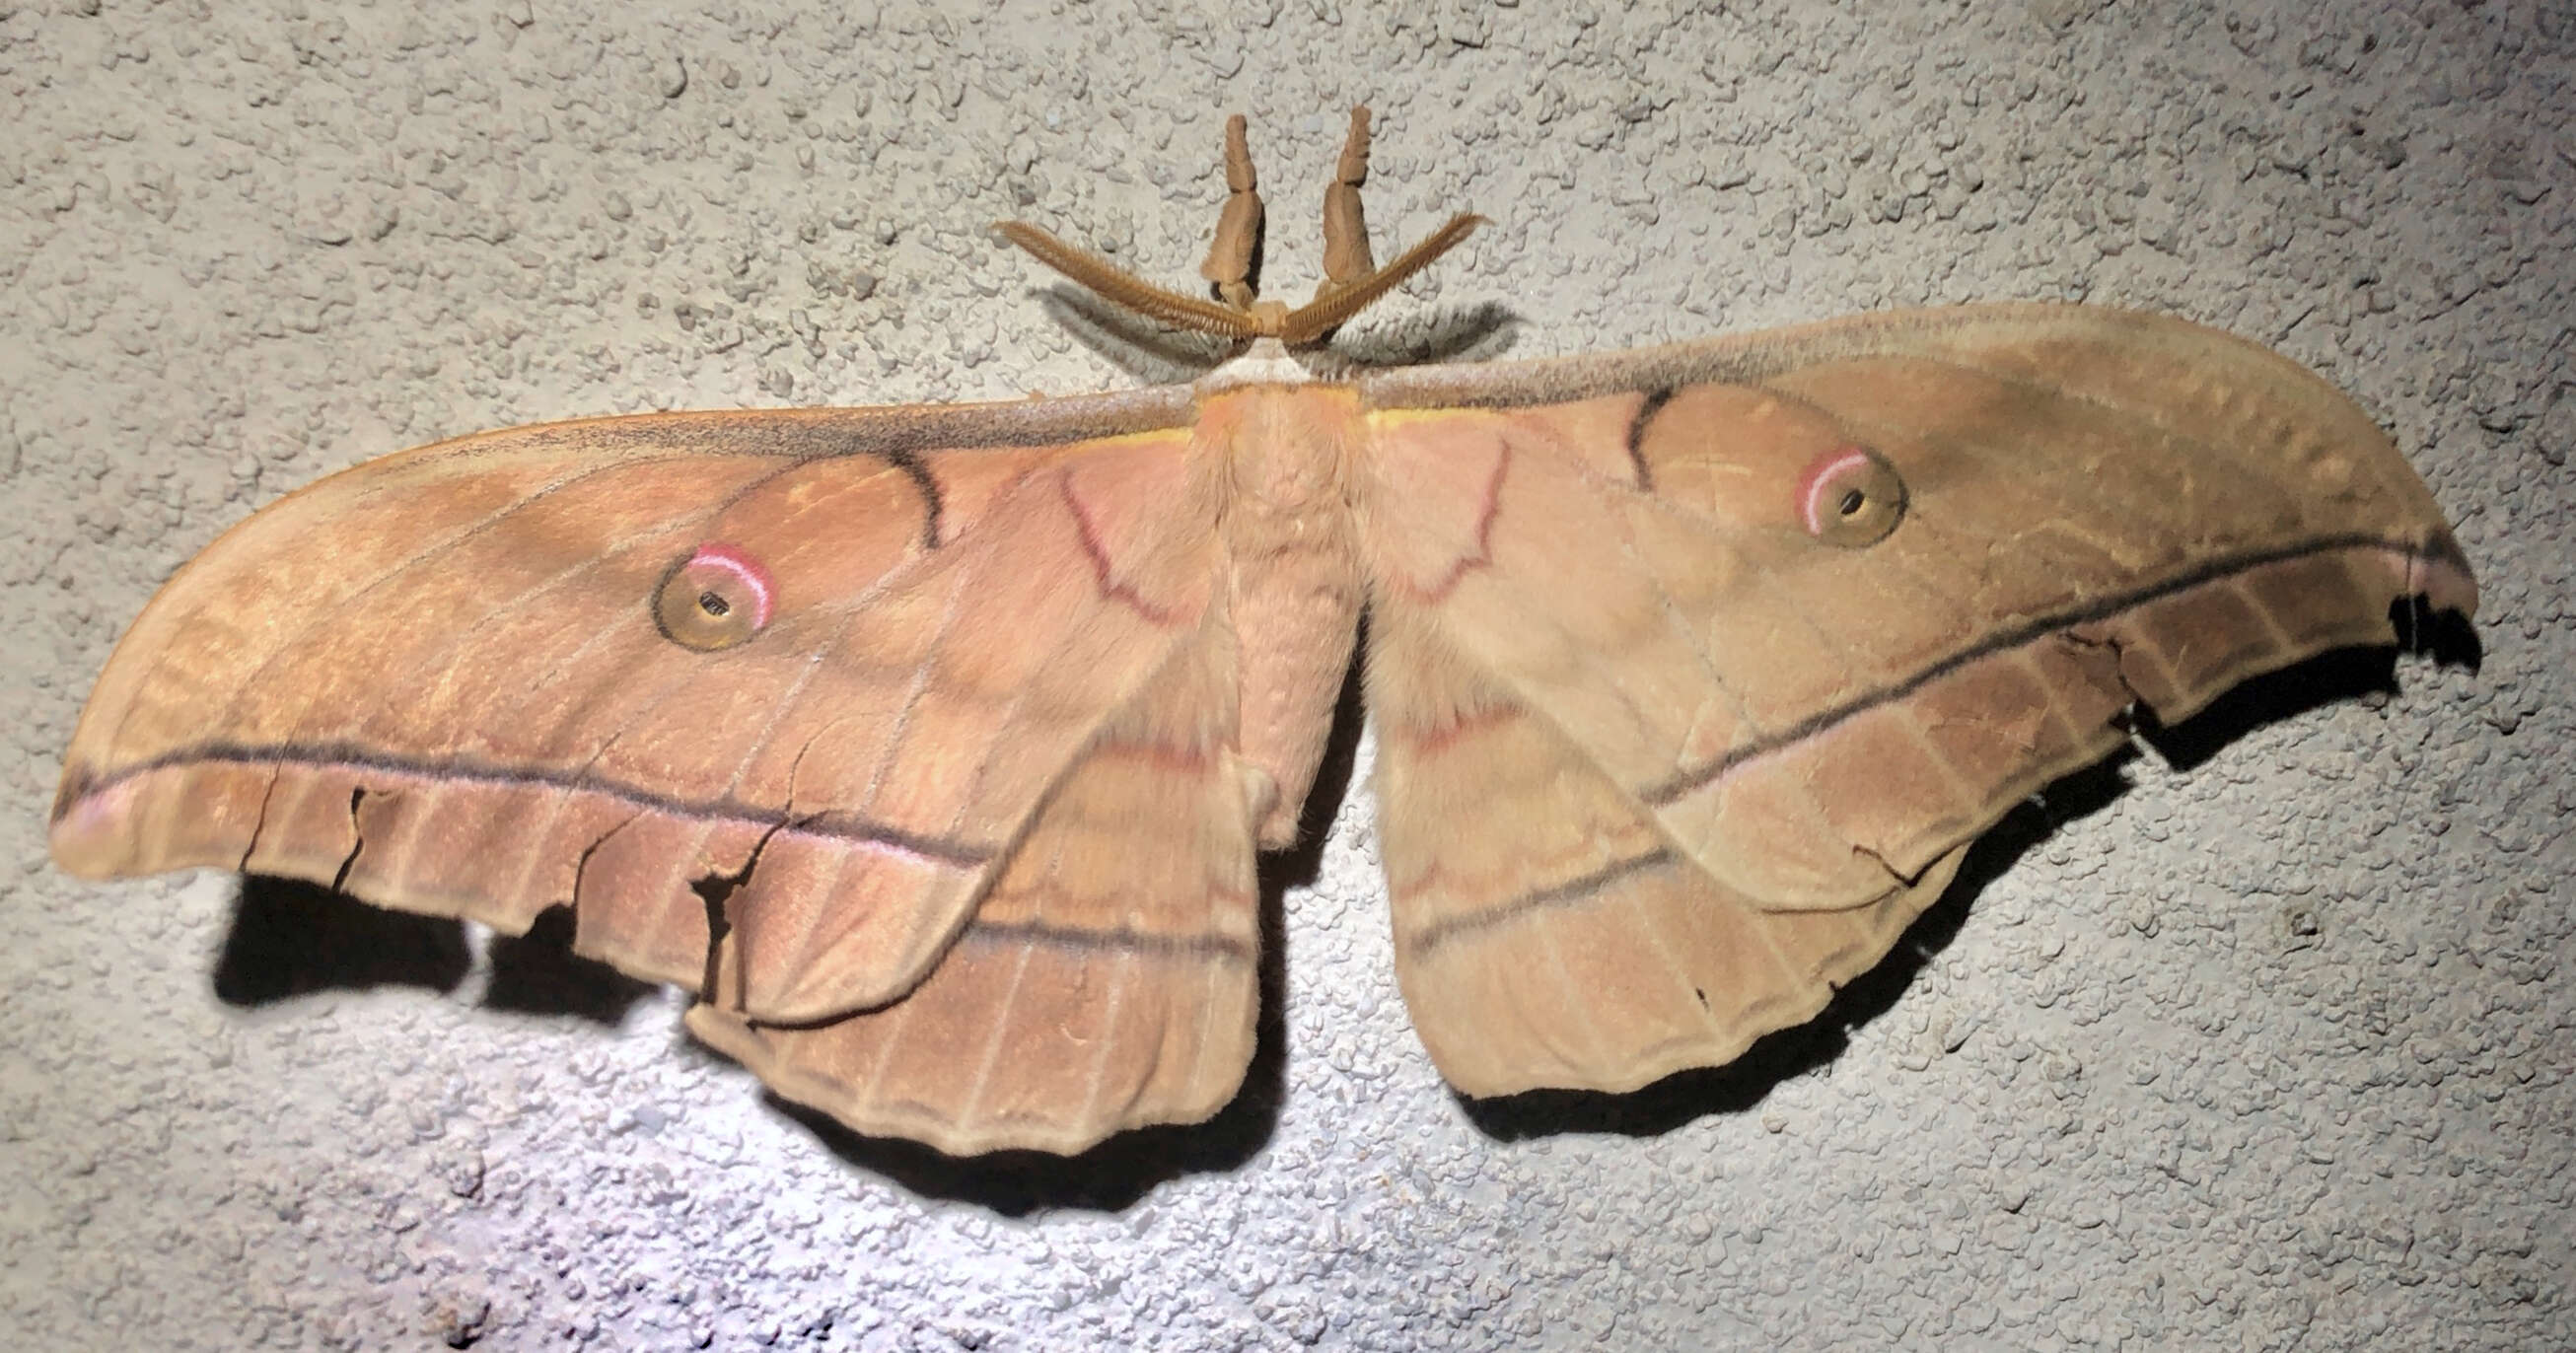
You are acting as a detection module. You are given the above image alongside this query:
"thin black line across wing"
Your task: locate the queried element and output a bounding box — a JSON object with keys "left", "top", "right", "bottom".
{"left": 54, "top": 742, "right": 994, "bottom": 869}
{"left": 1639, "top": 531, "right": 2460, "bottom": 806}
{"left": 1403, "top": 847, "right": 1680, "bottom": 959}
{"left": 1395, "top": 532, "right": 2464, "bottom": 957}
{"left": 959, "top": 919, "right": 1256, "bottom": 963}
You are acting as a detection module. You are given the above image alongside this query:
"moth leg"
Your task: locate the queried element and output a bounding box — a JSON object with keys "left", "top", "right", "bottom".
{"left": 1318, "top": 105, "right": 1376, "bottom": 296}
{"left": 1279, "top": 104, "right": 1480, "bottom": 345}
{"left": 1199, "top": 113, "right": 1264, "bottom": 310}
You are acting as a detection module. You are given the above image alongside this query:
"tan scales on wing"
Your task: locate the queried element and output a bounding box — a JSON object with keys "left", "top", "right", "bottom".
{"left": 688, "top": 599, "right": 1261, "bottom": 1156}
{"left": 51, "top": 407, "right": 1223, "bottom": 1027}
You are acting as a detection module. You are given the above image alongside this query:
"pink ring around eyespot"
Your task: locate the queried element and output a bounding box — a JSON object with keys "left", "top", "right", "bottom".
{"left": 687, "top": 542, "right": 775, "bottom": 627}
{"left": 1796, "top": 446, "right": 1878, "bottom": 536}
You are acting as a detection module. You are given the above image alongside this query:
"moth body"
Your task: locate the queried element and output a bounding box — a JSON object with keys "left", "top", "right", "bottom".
{"left": 1196, "top": 383, "right": 1368, "bottom": 847}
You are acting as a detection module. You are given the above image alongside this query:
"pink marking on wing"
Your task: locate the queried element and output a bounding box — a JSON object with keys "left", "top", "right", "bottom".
{"left": 688, "top": 542, "right": 775, "bottom": 626}
{"left": 1395, "top": 441, "right": 1513, "bottom": 605}
{"left": 54, "top": 772, "right": 139, "bottom": 837}
{"left": 1390, "top": 702, "right": 1519, "bottom": 756}
{"left": 1086, "top": 737, "right": 1216, "bottom": 772}
{"left": 1796, "top": 446, "right": 1876, "bottom": 537}
{"left": 2391, "top": 541, "right": 2479, "bottom": 617}
{"left": 1056, "top": 470, "right": 1181, "bottom": 624}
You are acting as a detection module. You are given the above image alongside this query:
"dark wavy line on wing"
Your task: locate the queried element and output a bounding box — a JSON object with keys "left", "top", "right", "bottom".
{"left": 53, "top": 742, "right": 995, "bottom": 869}
{"left": 1639, "top": 531, "right": 2468, "bottom": 806}
{"left": 958, "top": 918, "right": 1256, "bottom": 963}
{"left": 1401, "top": 847, "right": 1680, "bottom": 959}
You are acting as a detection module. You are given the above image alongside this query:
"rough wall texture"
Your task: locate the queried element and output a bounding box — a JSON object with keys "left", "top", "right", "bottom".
{"left": 3, "top": 1, "right": 2568, "bottom": 1349}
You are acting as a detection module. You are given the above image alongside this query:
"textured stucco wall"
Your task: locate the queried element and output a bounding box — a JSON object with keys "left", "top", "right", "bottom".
{"left": 3, "top": 2, "right": 2569, "bottom": 1349}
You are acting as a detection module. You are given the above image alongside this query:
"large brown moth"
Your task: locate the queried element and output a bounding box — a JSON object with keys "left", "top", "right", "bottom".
{"left": 49, "top": 108, "right": 2477, "bottom": 1158}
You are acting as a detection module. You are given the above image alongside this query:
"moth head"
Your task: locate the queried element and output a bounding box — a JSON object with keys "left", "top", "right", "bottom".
{"left": 654, "top": 543, "right": 775, "bottom": 651}
{"left": 1797, "top": 445, "right": 1907, "bottom": 548}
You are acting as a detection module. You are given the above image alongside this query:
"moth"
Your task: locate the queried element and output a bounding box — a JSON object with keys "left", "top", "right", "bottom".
{"left": 50, "top": 109, "right": 2477, "bottom": 1157}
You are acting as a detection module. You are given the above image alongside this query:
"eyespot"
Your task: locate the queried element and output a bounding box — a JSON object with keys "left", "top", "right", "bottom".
{"left": 1796, "top": 445, "right": 1906, "bottom": 547}
{"left": 654, "top": 543, "right": 774, "bottom": 651}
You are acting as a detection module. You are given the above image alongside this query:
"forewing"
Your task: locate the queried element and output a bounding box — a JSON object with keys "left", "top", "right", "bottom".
{"left": 50, "top": 397, "right": 1220, "bottom": 1025}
